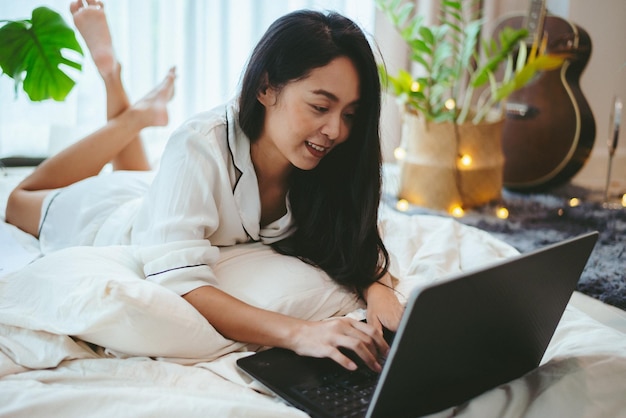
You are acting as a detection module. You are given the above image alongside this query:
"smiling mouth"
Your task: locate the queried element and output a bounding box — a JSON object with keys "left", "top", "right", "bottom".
{"left": 306, "top": 141, "right": 327, "bottom": 153}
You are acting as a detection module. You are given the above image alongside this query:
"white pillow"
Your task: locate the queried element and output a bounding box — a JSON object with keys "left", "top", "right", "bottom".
{"left": 214, "top": 242, "right": 361, "bottom": 318}
{"left": 0, "top": 242, "right": 362, "bottom": 360}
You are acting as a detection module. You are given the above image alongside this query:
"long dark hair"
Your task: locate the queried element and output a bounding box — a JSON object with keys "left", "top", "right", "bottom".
{"left": 238, "top": 10, "right": 389, "bottom": 292}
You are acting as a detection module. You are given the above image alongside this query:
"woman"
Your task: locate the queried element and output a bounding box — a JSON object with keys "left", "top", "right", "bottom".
{"left": 6, "top": 0, "right": 403, "bottom": 372}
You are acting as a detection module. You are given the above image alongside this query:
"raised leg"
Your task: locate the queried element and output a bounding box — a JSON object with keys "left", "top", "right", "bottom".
{"left": 20, "top": 71, "right": 174, "bottom": 191}
{"left": 5, "top": 67, "right": 176, "bottom": 237}
{"left": 5, "top": 1, "right": 176, "bottom": 237}
{"left": 70, "top": 0, "right": 149, "bottom": 170}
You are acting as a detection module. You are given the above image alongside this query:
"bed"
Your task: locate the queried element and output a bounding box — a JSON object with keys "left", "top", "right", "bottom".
{"left": 1, "top": 166, "right": 626, "bottom": 418}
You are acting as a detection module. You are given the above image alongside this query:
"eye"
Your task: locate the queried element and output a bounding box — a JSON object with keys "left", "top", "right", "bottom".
{"left": 310, "top": 104, "right": 328, "bottom": 113}
{"left": 342, "top": 109, "right": 357, "bottom": 124}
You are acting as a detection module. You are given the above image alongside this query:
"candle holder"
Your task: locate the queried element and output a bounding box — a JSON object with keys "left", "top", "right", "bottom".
{"left": 602, "top": 96, "right": 624, "bottom": 209}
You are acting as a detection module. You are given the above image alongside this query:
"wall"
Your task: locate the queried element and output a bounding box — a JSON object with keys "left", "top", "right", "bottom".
{"left": 568, "top": 0, "right": 626, "bottom": 191}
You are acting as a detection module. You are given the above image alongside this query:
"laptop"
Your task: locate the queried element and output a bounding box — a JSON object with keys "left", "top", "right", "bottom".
{"left": 237, "top": 232, "right": 598, "bottom": 418}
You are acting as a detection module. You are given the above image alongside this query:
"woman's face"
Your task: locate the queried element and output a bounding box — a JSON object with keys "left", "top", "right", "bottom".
{"left": 256, "top": 56, "right": 360, "bottom": 171}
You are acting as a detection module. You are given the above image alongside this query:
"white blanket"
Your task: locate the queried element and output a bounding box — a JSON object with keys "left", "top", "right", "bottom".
{"left": 1, "top": 197, "right": 626, "bottom": 417}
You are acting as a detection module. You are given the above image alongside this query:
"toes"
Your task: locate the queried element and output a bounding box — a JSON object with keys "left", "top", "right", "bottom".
{"left": 165, "top": 67, "right": 177, "bottom": 81}
{"left": 69, "top": 0, "right": 84, "bottom": 15}
{"left": 85, "top": 0, "right": 104, "bottom": 8}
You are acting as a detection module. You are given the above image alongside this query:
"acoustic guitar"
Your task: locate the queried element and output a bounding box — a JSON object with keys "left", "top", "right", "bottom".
{"left": 493, "top": 0, "right": 595, "bottom": 191}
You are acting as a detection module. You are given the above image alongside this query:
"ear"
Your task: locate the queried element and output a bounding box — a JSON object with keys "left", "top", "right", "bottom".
{"left": 257, "top": 73, "right": 277, "bottom": 107}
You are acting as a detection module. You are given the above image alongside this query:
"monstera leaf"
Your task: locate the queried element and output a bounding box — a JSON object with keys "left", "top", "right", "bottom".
{"left": 0, "top": 6, "right": 83, "bottom": 101}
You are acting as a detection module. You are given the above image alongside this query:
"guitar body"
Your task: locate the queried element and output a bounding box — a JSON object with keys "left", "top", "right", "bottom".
{"left": 493, "top": 13, "right": 596, "bottom": 191}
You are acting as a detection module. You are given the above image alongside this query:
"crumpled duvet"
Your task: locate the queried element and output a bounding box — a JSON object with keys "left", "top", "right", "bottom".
{"left": 1, "top": 206, "right": 625, "bottom": 417}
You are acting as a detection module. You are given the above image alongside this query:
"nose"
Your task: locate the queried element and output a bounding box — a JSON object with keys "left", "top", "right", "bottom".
{"left": 320, "top": 112, "right": 344, "bottom": 141}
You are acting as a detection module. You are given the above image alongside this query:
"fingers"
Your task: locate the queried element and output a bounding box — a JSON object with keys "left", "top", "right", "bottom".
{"left": 350, "top": 321, "right": 389, "bottom": 371}
{"left": 352, "top": 319, "right": 389, "bottom": 357}
{"left": 326, "top": 345, "right": 358, "bottom": 371}
{"left": 326, "top": 319, "right": 388, "bottom": 372}
{"left": 292, "top": 318, "right": 389, "bottom": 372}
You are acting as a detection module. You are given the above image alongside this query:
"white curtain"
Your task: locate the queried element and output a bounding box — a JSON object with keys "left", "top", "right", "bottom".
{"left": 0, "top": 0, "right": 571, "bottom": 164}
{"left": 0, "top": 0, "right": 375, "bottom": 163}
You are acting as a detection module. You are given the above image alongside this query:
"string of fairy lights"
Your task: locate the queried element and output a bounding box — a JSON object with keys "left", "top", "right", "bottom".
{"left": 392, "top": 143, "right": 626, "bottom": 219}
{"left": 391, "top": 85, "right": 625, "bottom": 216}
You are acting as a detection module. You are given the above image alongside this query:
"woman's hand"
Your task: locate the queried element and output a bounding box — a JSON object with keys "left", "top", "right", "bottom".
{"left": 363, "top": 273, "right": 404, "bottom": 334}
{"left": 183, "top": 285, "right": 388, "bottom": 373}
{"left": 288, "top": 317, "right": 389, "bottom": 372}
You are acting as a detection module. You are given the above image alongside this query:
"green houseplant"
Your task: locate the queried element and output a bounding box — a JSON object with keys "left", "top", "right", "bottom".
{"left": 0, "top": 6, "right": 83, "bottom": 101}
{"left": 376, "top": 0, "right": 565, "bottom": 212}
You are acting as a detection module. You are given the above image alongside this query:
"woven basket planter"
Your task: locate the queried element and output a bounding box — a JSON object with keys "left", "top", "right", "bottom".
{"left": 397, "top": 110, "right": 504, "bottom": 212}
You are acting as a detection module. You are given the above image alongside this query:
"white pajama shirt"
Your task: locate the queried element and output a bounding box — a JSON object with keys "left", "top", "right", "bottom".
{"left": 38, "top": 101, "right": 295, "bottom": 295}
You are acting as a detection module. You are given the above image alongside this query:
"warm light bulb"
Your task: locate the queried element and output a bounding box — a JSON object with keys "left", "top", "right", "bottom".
{"left": 410, "top": 81, "right": 420, "bottom": 92}
{"left": 459, "top": 154, "right": 472, "bottom": 167}
{"left": 622, "top": 194, "right": 626, "bottom": 207}
{"left": 396, "top": 199, "right": 409, "bottom": 212}
{"left": 450, "top": 205, "right": 464, "bottom": 217}
{"left": 394, "top": 147, "right": 406, "bottom": 161}
{"left": 496, "top": 207, "right": 509, "bottom": 219}
{"left": 444, "top": 98, "right": 456, "bottom": 110}
{"left": 569, "top": 197, "right": 580, "bottom": 207}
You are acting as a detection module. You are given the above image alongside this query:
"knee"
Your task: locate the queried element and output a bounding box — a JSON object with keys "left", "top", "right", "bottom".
{"left": 5, "top": 188, "right": 21, "bottom": 225}
{"left": 5, "top": 188, "right": 43, "bottom": 237}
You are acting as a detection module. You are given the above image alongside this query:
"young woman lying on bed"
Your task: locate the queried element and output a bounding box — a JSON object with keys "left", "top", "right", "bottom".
{"left": 5, "top": 0, "right": 403, "bottom": 373}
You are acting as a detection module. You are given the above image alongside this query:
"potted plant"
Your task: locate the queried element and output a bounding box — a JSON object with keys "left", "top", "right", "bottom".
{"left": 0, "top": 6, "right": 83, "bottom": 169}
{"left": 0, "top": 6, "right": 83, "bottom": 102}
{"left": 376, "top": 0, "right": 565, "bottom": 213}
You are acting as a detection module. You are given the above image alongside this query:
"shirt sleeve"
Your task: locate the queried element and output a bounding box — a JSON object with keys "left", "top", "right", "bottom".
{"left": 131, "top": 114, "right": 240, "bottom": 295}
{"left": 134, "top": 240, "right": 221, "bottom": 295}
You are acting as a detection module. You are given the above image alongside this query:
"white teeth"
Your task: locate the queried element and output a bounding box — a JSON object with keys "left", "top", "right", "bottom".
{"left": 307, "top": 141, "right": 325, "bottom": 152}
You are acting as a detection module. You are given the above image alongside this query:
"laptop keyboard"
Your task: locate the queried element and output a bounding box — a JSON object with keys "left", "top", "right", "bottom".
{"left": 291, "top": 366, "right": 379, "bottom": 418}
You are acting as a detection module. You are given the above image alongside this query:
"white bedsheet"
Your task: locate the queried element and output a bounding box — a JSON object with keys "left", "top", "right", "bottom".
{"left": 1, "top": 171, "right": 626, "bottom": 417}
{"left": 2, "top": 302, "right": 625, "bottom": 418}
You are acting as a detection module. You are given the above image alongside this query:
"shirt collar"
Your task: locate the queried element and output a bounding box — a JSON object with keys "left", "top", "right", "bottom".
{"left": 225, "top": 100, "right": 295, "bottom": 244}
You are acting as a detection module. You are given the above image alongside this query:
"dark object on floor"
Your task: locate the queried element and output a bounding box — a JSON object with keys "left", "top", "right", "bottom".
{"left": 0, "top": 156, "right": 46, "bottom": 167}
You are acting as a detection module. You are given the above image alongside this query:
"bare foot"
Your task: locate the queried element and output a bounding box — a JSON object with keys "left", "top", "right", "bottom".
{"left": 70, "top": 0, "right": 118, "bottom": 78}
{"left": 132, "top": 67, "right": 177, "bottom": 127}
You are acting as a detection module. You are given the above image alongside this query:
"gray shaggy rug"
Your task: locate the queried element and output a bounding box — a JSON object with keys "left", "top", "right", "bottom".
{"left": 384, "top": 184, "right": 626, "bottom": 311}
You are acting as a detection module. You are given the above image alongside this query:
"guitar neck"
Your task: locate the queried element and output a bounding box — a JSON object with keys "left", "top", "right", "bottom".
{"left": 524, "top": 0, "right": 547, "bottom": 45}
